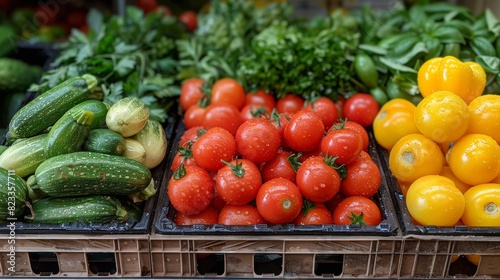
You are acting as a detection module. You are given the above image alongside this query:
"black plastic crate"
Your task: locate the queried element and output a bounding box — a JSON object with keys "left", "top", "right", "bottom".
{"left": 376, "top": 145, "right": 500, "bottom": 236}
{"left": 153, "top": 121, "right": 400, "bottom": 236}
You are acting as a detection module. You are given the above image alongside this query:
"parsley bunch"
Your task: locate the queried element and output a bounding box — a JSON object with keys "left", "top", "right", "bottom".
{"left": 31, "top": 7, "right": 188, "bottom": 122}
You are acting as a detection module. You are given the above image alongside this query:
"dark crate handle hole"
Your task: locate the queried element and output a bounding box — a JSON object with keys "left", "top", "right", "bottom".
{"left": 87, "top": 253, "right": 117, "bottom": 276}
{"left": 448, "top": 255, "right": 478, "bottom": 277}
{"left": 196, "top": 253, "right": 224, "bottom": 275}
{"left": 28, "top": 252, "right": 60, "bottom": 275}
{"left": 315, "top": 254, "right": 343, "bottom": 276}
{"left": 254, "top": 254, "right": 283, "bottom": 276}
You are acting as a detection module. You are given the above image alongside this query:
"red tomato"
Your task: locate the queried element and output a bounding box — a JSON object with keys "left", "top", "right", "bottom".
{"left": 202, "top": 104, "right": 243, "bottom": 136}
{"left": 66, "top": 10, "right": 87, "bottom": 28}
{"left": 256, "top": 178, "right": 303, "bottom": 224}
{"left": 180, "top": 78, "right": 204, "bottom": 111}
{"left": 245, "top": 89, "right": 276, "bottom": 109}
{"left": 240, "top": 104, "right": 272, "bottom": 121}
{"left": 294, "top": 202, "right": 333, "bottom": 225}
{"left": 298, "top": 146, "right": 323, "bottom": 162}
{"left": 183, "top": 104, "right": 206, "bottom": 129}
{"left": 325, "top": 192, "right": 345, "bottom": 213}
{"left": 340, "top": 151, "right": 381, "bottom": 198}
{"left": 211, "top": 191, "right": 226, "bottom": 211}
{"left": 260, "top": 150, "right": 298, "bottom": 183}
{"left": 284, "top": 110, "right": 325, "bottom": 152}
{"left": 321, "top": 128, "right": 363, "bottom": 165}
{"left": 168, "top": 165, "right": 215, "bottom": 215}
{"left": 270, "top": 112, "right": 291, "bottom": 150}
{"left": 218, "top": 204, "right": 266, "bottom": 225}
{"left": 335, "top": 96, "right": 347, "bottom": 119}
{"left": 192, "top": 127, "right": 237, "bottom": 172}
{"left": 296, "top": 156, "right": 341, "bottom": 203}
{"left": 170, "top": 147, "right": 197, "bottom": 172}
{"left": 235, "top": 118, "right": 281, "bottom": 164}
{"left": 333, "top": 196, "right": 382, "bottom": 226}
{"left": 211, "top": 78, "right": 246, "bottom": 110}
{"left": 304, "top": 97, "right": 338, "bottom": 130}
{"left": 155, "top": 5, "right": 172, "bottom": 16}
{"left": 175, "top": 206, "right": 218, "bottom": 225}
{"left": 276, "top": 94, "right": 305, "bottom": 114}
{"left": 343, "top": 94, "right": 380, "bottom": 127}
{"left": 136, "top": 0, "right": 158, "bottom": 13}
{"left": 335, "top": 120, "right": 370, "bottom": 151}
{"left": 216, "top": 159, "right": 262, "bottom": 205}
{"left": 179, "top": 10, "right": 197, "bottom": 32}
{"left": 179, "top": 126, "right": 205, "bottom": 147}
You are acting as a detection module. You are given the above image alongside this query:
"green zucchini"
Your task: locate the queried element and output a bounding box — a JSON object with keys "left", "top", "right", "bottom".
{"left": 8, "top": 74, "right": 98, "bottom": 139}
{"left": 0, "top": 133, "right": 48, "bottom": 178}
{"left": 31, "top": 151, "right": 152, "bottom": 197}
{"left": 67, "top": 100, "right": 109, "bottom": 129}
{"left": 83, "top": 129, "right": 126, "bottom": 156}
{"left": 0, "top": 145, "right": 7, "bottom": 156}
{"left": 28, "top": 195, "right": 128, "bottom": 224}
{"left": 117, "top": 196, "right": 144, "bottom": 223}
{"left": 0, "top": 167, "right": 29, "bottom": 221}
{"left": 45, "top": 109, "right": 94, "bottom": 158}
{"left": 132, "top": 120, "right": 167, "bottom": 169}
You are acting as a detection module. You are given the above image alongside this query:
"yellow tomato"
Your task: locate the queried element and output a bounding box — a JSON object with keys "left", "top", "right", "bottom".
{"left": 461, "top": 183, "right": 500, "bottom": 227}
{"left": 491, "top": 173, "right": 500, "bottom": 184}
{"left": 450, "top": 255, "right": 460, "bottom": 264}
{"left": 414, "top": 91, "right": 470, "bottom": 143}
{"left": 398, "top": 179, "right": 412, "bottom": 197}
{"left": 465, "top": 255, "right": 481, "bottom": 266}
{"left": 448, "top": 134, "right": 500, "bottom": 185}
{"left": 373, "top": 99, "right": 419, "bottom": 150}
{"left": 439, "top": 166, "right": 471, "bottom": 194}
{"left": 406, "top": 175, "right": 465, "bottom": 226}
{"left": 389, "top": 134, "right": 445, "bottom": 183}
{"left": 467, "top": 94, "right": 500, "bottom": 143}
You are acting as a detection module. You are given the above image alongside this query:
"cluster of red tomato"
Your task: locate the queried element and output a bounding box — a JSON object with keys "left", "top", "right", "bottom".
{"left": 136, "top": 0, "right": 198, "bottom": 32}
{"left": 167, "top": 77, "right": 384, "bottom": 227}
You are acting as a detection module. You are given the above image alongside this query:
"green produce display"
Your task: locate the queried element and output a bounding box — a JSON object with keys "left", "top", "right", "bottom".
{"left": 0, "top": 133, "right": 48, "bottom": 178}
{"left": 0, "top": 167, "right": 29, "bottom": 221}
{"left": 84, "top": 129, "right": 127, "bottom": 156}
{"left": 0, "top": 58, "right": 40, "bottom": 93}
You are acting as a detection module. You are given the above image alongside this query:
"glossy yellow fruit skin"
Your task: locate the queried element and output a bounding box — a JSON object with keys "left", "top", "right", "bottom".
{"left": 373, "top": 99, "right": 419, "bottom": 150}
{"left": 418, "top": 56, "right": 486, "bottom": 104}
{"left": 448, "top": 134, "right": 500, "bottom": 185}
{"left": 461, "top": 183, "right": 500, "bottom": 227}
{"left": 389, "top": 134, "right": 444, "bottom": 183}
{"left": 439, "top": 166, "right": 471, "bottom": 194}
{"left": 406, "top": 175, "right": 465, "bottom": 226}
{"left": 466, "top": 94, "right": 500, "bottom": 144}
{"left": 414, "top": 91, "right": 470, "bottom": 143}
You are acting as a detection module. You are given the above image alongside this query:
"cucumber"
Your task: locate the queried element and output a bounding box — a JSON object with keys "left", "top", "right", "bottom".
{"left": 31, "top": 151, "right": 152, "bottom": 197}
{"left": 45, "top": 109, "right": 94, "bottom": 158}
{"left": 28, "top": 195, "right": 128, "bottom": 224}
{"left": 0, "top": 133, "right": 48, "bottom": 178}
{"left": 8, "top": 74, "right": 98, "bottom": 139}
{"left": 67, "top": 100, "right": 109, "bottom": 129}
{"left": 132, "top": 120, "right": 167, "bottom": 169}
{"left": 0, "top": 167, "right": 29, "bottom": 221}
{"left": 84, "top": 129, "right": 126, "bottom": 156}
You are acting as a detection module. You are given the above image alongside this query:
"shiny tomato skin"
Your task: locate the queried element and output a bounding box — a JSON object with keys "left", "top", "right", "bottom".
{"left": 202, "top": 104, "right": 243, "bottom": 136}
{"left": 296, "top": 156, "right": 341, "bottom": 203}
{"left": 235, "top": 118, "right": 281, "bottom": 164}
{"left": 245, "top": 89, "right": 276, "bottom": 109}
{"left": 270, "top": 112, "right": 291, "bottom": 150}
{"left": 294, "top": 203, "right": 333, "bottom": 225}
{"left": 179, "top": 10, "right": 197, "bottom": 32}
{"left": 218, "top": 204, "right": 266, "bottom": 225}
{"left": 284, "top": 110, "right": 325, "bottom": 152}
{"left": 184, "top": 104, "right": 206, "bottom": 129}
{"left": 211, "top": 78, "right": 246, "bottom": 110}
{"left": 304, "top": 97, "right": 338, "bottom": 130}
{"left": 333, "top": 196, "right": 382, "bottom": 226}
{"left": 180, "top": 78, "right": 204, "bottom": 111}
{"left": 260, "top": 150, "right": 297, "bottom": 183}
{"left": 340, "top": 151, "right": 381, "bottom": 198}
{"left": 168, "top": 165, "right": 215, "bottom": 215}
{"left": 192, "top": 127, "right": 237, "bottom": 172}
{"left": 216, "top": 159, "right": 262, "bottom": 205}
{"left": 461, "top": 183, "right": 500, "bottom": 227}
{"left": 239, "top": 104, "right": 272, "bottom": 122}
{"left": 321, "top": 129, "right": 363, "bottom": 165}
{"left": 170, "top": 148, "right": 197, "bottom": 172}
{"left": 343, "top": 93, "right": 380, "bottom": 127}
{"left": 175, "top": 206, "right": 219, "bottom": 225}
{"left": 276, "top": 94, "right": 305, "bottom": 115}
{"left": 325, "top": 192, "right": 345, "bottom": 213}
{"left": 337, "top": 120, "right": 369, "bottom": 151}
{"left": 256, "top": 178, "right": 303, "bottom": 224}
{"left": 179, "top": 126, "right": 205, "bottom": 147}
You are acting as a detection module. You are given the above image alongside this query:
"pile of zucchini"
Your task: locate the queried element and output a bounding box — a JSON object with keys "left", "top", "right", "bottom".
{"left": 0, "top": 74, "right": 168, "bottom": 225}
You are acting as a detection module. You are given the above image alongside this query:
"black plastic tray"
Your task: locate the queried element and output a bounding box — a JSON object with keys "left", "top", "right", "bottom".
{"left": 153, "top": 121, "right": 400, "bottom": 236}
{"left": 377, "top": 145, "right": 500, "bottom": 236}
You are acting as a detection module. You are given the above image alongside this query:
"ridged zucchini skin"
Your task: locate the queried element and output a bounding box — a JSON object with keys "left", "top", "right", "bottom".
{"left": 45, "top": 109, "right": 94, "bottom": 158}
{"left": 32, "top": 152, "right": 152, "bottom": 197}
{"left": 8, "top": 74, "right": 98, "bottom": 139}
{"left": 28, "top": 195, "right": 128, "bottom": 224}
{"left": 0, "top": 133, "right": 48, "bottom": 178}
{"left": 67, "top": 100, "right": 109, "bottom": 129}
{"left": 0, "top": 167, "right": 29, "bottom": 221}
{"left": 83, "top": 129, "right": 127, "bottom": 156}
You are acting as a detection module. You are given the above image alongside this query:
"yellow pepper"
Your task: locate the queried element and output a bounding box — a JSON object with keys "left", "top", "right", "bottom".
{"left": 417, "top": 56, "right": 486, "bottom": 104}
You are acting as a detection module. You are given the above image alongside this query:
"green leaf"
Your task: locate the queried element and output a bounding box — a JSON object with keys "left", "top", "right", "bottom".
{"left": 485, "top": 9, "right": 500, "bottom": 37}
{"left": 114, "top": 42, "right": 138, "bottom": 54}
{"left": 470, "top": 36, "right": 497, "bottom": 56}
{"left": 358, "top": 44, "right": 387, "bottom": 56}
{"left": 115, "top": 56, "right": 136, "bottom": 76}
{"left": 434, "top": 26, "right": 465, "bottom": 44}
{"left": 475, "top": 56, "right": 500, "bottom": 74}
{"left": 87, "top": 8, "right": 103, "bottom": 34}
{"left": 69, "top": 29, "right": 88, "bottom": 44}
{"left": 392, "top": 42, "right": 428, "bottom": 65}
{"left": 379, "top": 57, "right": 418, "bottom": 73}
